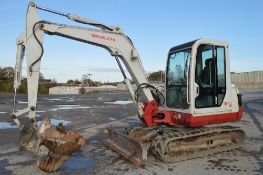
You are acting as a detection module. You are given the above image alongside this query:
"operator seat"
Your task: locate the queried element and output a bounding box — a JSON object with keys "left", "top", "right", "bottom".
{"left": 196, "top": 58, "right": 215, "bottom": 107}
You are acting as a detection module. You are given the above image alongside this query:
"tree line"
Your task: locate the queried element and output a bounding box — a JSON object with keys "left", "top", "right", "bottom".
{"left": 66, "top": 71, "right": 165, "bottom": 87}
{"left": 0, "top": 67, "right": 165, "bottom": 94}
{"left": 66, "top": 74, "right": 119, "bottom": 86}
{"left": 66, "top": 74, "right": 102, "bottom": 86}
{"left": 0, "top": 67, "right": 56, "bottom": 94}
{"left": 147, "top": 70, "right": 165, "bottom": 82}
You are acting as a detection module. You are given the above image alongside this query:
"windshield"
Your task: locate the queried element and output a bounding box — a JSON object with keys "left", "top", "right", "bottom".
{"left": 166, "top": 49, "right": 191, "bottom": 109}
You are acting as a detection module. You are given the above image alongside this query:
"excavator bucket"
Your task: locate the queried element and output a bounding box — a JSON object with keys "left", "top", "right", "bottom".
{"left": 104, "top": 127, "right": 159, "bottom": 165}
{"left": 19, "top": 117, "right": 85, "bottom": 172}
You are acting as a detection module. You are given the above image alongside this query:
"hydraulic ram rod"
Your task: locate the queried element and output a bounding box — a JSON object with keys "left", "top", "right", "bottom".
{"left": 35, "top": 4, "right": 114, "bottom": 31}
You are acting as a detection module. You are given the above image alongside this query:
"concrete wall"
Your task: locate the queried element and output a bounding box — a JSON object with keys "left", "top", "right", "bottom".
{"left": 85, "top": 85, "right": 120, "bottom": 93}
{"left": 49, "top": 85, "right": 124, "bottom": 94}
{"left": 49, "top": 86, "right": 80, "bottom": 94}
{"left": 116, "top": 83, "right": 137, "bottom": 90}
{"left": 231, "top": 71, "right": 263, "bottom": 88}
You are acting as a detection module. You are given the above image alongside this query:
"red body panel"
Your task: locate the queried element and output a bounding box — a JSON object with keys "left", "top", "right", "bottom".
{"left": 142, "top": 100, "right": 243, "bottom": 127}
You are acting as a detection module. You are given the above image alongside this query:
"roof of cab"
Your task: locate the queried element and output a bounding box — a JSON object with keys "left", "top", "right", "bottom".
{"left": 169, "top": 39, "right": 199, "bottom": 53}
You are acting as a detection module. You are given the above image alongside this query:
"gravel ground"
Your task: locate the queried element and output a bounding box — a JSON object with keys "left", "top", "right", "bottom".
{"left": 0, "top": 90, "right": 262, "bottom": 175}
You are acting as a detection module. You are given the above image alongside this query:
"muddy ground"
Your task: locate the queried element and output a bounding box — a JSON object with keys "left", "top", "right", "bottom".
{"left": 0, "top": 89, "right": 262, "bottom": 175}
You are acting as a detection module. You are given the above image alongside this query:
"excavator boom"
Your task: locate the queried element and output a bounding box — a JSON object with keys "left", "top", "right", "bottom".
{"left": 13, "top": 2, "right": 155, "bottom": 122}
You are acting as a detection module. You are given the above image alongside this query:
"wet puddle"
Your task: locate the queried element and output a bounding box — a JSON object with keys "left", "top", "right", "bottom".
{"left": 126, "top": 118, "right": 141, "bottom": 127}
{"left": 62, "top": 156, "right": 95, "bottom": 173}
{"left": 36, "top": 119, "right": 71, "bottom": 126}
{"left": 0, "top": 119, "right": 71, "bottom": 129}
{"left": 108, "top": 117, "right": 117, "bottom": 121}
{"left": 97, "top": 97, "right": 110, "bottom": 101}
{"left": 105, "top": 100, "right": 133, "bottom": 105}
{"left": 17, "top": 101, "right": 28, "bottom": 104}
{"left": 50, "top": 105, "right": 91, "bottom": 111}
{"left": 0, "top": 122, "right": 16, "bottom": 129}
{"left": 47, "top": 98, "right": 64, "bottom": 101}
{"left": 36, "top": 111, "right": 46, "bottom": 113}
{"left": 89, "top": 140, "right": 100, "bottom": 144}
{"left": 46, "top": 97, "right": 76, "bottom": 102}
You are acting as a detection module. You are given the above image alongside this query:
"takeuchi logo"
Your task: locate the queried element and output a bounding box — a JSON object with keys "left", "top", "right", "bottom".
{"left": 90, "top": 34, "right": 116, "bottom": 41}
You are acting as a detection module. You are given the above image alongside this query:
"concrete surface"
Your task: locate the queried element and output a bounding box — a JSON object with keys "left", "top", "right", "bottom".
{"left": 0, "top": 90, "right": 262, "bottom": 175}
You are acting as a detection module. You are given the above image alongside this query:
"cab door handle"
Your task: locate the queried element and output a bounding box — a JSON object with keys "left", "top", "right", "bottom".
{"left": 196, "top": 86, "right": 199, "bottom": 95}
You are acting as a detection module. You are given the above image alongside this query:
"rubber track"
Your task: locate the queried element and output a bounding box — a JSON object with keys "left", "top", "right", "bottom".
{"left": 151, "top": 126, "right": 245, "bottom": 162}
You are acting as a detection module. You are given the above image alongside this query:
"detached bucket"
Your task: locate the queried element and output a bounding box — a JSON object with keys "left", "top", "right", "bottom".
{"left": 19, "top": 117, "right": 85, "bottom": 172}
{"left": 36, "top": 119, "right": 85, "bottom": 172}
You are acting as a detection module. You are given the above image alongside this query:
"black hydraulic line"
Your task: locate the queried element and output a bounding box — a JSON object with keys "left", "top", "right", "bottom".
{"left": 135, "top": 83, "right": 165, "bottom": 106}
{"left": 115, "top": 57, "right": 127, "bottom": 79}
{"left": 29, "top": 21, "right": 45, "bottom": 73}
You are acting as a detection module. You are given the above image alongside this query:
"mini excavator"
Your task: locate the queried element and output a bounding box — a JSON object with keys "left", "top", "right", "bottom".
{"left": 11, "top": 2, "right": 245, "bottom": 172}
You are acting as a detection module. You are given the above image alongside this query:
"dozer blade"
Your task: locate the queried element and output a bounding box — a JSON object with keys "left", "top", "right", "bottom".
{"left": 19, "top": 117, "right": 85, "bottom": 172}
{"left": 104, "top": 127, "right": 159, "bottom": 166}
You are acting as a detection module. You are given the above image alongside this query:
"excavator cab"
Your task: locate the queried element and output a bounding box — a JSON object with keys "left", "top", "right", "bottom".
{"left": 165, "top": 39, "right": 243, "bottom": 127}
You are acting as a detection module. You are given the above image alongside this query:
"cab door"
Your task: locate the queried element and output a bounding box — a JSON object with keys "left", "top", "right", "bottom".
{"left": 194, "top": 44, "right": 226, "bottom": 113}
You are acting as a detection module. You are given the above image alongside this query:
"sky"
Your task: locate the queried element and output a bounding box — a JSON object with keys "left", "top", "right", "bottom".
{"left": 0, "top": 0, "right": 262, "bottom": 83}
